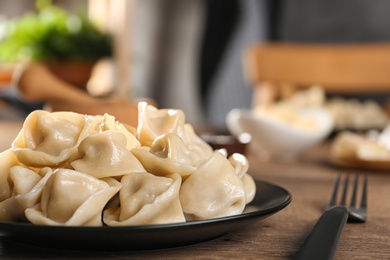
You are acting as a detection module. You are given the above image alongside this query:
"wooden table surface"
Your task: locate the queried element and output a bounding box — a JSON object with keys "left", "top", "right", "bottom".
{"left": 0, "top": 120, "right": 389, "bottom": 259}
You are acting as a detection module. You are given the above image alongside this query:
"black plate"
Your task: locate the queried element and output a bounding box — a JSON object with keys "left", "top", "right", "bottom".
{"left": 0, "top": 180, "right": 291, "bottom": 251}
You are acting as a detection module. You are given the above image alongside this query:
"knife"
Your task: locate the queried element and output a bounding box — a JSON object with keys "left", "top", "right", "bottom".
{"left": 293, "top": 206, "right": 349, "bottom": 260}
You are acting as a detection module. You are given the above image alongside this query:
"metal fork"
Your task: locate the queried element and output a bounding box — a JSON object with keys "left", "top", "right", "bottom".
{"left": 294, "top": 174, "right": 368, "bottom": 260}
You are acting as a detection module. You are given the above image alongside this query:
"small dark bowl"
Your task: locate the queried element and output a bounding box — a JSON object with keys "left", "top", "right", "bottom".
{"left": 200, "top": 132, "right": 251, "bottom": 157}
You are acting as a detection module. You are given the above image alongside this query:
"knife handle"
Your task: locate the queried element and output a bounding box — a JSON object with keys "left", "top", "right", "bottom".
{"left": 293, "top": 206, "right": 349, "bottom": 260}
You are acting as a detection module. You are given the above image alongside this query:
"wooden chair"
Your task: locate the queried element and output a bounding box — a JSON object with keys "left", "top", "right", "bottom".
{"left": 243, "top": 43, "right": 390, "bottom": 108}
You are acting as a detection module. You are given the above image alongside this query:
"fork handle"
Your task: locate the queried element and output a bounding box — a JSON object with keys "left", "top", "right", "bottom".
{"left": 293, "top": 206, "right": 349, "bottom": 260}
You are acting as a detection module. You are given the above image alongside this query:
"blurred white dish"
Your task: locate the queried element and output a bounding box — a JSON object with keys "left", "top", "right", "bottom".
{"left": 226, "top": 107, "right": 334, "bottom": 162}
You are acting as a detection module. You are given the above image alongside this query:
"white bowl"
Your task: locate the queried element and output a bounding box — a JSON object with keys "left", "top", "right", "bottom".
{"left": 226, "top": 107, "right": 334, "bottom": 161}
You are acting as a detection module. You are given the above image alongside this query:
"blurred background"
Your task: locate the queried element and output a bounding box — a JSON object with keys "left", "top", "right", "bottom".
{"left": 1, "top": 0, "right": 390, "bottom": 131}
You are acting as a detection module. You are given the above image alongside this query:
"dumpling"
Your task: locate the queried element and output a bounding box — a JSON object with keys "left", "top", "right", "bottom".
{"left": 228, "top": 153, "right": 256, "bottom": 203}
{"left": 131, "top": 133, "right": 197, "bottom": 178}
{"left": 99, "top": 113, "right": 140, "bottom": 150}
{"left": 241, "top": 173, "right": 256, "bottom": 204}
{"left": 75, "top": 114, "right": 105, "bottom": 141}
{"left": 330, "top": 131, "right": 364, "bottom": 160}
{"left": 11, "top": 111, "right": 139, "bottom": 168}
{"left": 70, "top": 131, "right": 146, "bottom": 179}
{"left": 12, "top": 110, "right": 86, "bottom": 166}
{"left": 136, "top": 102, "right": 186, "bottom": 147}
{"left": 0, "top": 149, "right": 20, "bottom": 202}
{"left": 25, "top": 169, "right": 121, "bottom": 226}
{"left": 180, "top": 151, "right": 246, "bottom": 220}
{"left": 228, "top": 153, "right": 249, "bottom": 179}
{"left": 103, "top": 173, "right": 185, "bottom": 226}
{"left": 181, "top": 124, "right": 214, "bottom": 166}
{"left": 0, "top": 167, "right": 53, "bottom": 222}
{"left": 10, "top": 166, "right": 43, "bottom": 195}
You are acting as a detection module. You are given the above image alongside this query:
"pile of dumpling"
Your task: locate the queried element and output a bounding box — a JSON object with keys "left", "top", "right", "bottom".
{"left": 0, "top": 102, "right": 256, "bottom": 226}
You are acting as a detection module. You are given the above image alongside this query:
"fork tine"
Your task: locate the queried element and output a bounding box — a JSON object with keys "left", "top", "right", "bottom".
{"left": 340, "top": 175, "right": 349, "bottom": 206}
{"left": 348, "top": 174, "right": 368, "bottom": 222}
{"left": 350, "top": 175, "right": 358, "bottom": 208}
{"left": 328, "top": 174, "right": 341, "bottom": 207}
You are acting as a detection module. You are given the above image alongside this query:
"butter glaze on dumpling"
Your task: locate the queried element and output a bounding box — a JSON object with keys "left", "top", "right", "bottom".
{"left": 70, "top": 131, "right": 146, "bottom": 179}
{"left": 136, "top": 102, "right": 186, "bottom": 147}
{"left": 131, "top": 133, "right": 197, "bottom": 178}
{"left": 180, "top": 151, "right": 246, "bottom": 220}
{"left": 12, "top": 110, "right": 85, "bottom": 166}
{"left": 0, "top": 167, "right": 53, "bottom": 222}
{"left": 25, "top": 169, "right": 121, "bottom": 226}
{"left": 103, "top": 173, "right": 185, "bottom": 226}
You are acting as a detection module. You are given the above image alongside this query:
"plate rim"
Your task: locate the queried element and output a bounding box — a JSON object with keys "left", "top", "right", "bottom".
{"left": 0, "top": 180, "right": 292, "bottom": 251}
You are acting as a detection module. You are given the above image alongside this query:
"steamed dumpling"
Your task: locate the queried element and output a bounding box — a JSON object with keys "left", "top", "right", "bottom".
{"left": 136, "top": 103, "right": 213, "bottom": 166}
{"left": 99, "top": 114, "right": 140, "bottom": 150}
{"left": 181, "top": 124, "right": 213, "bottom": 166}
{"left": 12, "top": 110, "right": 86, "bottom": 166}
{"left": 0, "top": 167, "right": 53, "bottom": 222}
{"left": 180, "top": 151, "right": 246, "bottom": 220}
{"left": 103, "top": 173, "right": 185, "bottom": 225}
{"left": 11, "top": 111, "right": 138, "bottom": 168}
{"left": 136, "top": 102, "right": 186, "bottom": 147}
{"left": 0, "top": 149, "right": 20, "bottom": 202}
{"left": 242, "top": 173, "right": 256, "bottom": 204}
{"left": 70, "top": 131, "right": 146, "bottom": 179}
{"left": 131, "top": 133, "right": 197, "bottom": 178}
{"left": 228, "top": 153, "right": 256, "bottom": 203}
{"left": 25, "top": 169, "right": 121, "bottom": 226}
{"left": 228, "top": 153, "right": 249, "bottom": 179}
{"left": 330, "top": 131, "right": 364, "bottom": 160}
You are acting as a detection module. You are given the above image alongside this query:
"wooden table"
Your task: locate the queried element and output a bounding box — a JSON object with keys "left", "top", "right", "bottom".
{"left": 0, "top": 121, "right": 389, "bottom": 259}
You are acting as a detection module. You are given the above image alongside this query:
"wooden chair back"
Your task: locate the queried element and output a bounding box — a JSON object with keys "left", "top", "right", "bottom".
{"left": 244, "top": 43, "right": 390, "bottom": 107}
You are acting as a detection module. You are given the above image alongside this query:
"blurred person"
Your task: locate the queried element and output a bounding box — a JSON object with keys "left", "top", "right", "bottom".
{"left": 130, "top": 0, "right": 269, "bottom": 130}
{"left": 201, "top": 0, "right": 268, "bottom": 130}
{"left": 14, "top": 63, "right": 152, "bottom": 127}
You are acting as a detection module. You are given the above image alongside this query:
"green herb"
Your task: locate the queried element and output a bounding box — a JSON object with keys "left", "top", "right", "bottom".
{"left": 0, "top": 0, "right": 112, "bottom": 63}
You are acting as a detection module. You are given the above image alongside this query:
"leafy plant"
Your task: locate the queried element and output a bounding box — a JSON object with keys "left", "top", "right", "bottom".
{"left": 0, "top": 0, "right": 112, "bottom": 63}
